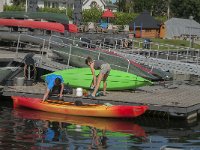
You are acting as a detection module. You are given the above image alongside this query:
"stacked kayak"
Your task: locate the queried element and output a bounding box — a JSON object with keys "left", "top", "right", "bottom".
{"left": 12, "top": 96, "right": 148, "bottom": 118}
{"left": 43, "top": 68, "right": 152, "bottom": 90}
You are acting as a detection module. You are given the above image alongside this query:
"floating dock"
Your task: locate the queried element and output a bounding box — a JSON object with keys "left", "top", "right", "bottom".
{"left": 2, "top": 82, "right": 200, "bottom": 120}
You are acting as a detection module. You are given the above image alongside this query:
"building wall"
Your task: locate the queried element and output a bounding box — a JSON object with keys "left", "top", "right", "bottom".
{"left": 4, "top": 0, "right": 12, "bottom": 5}
{"left": 38, "top": 1, "right": 44, "bottom": 8}
{"left": 159, "top": 24, "right": 166, "bottom": 39}
{"left": 83, "top": 0, "right": 105, "bottom": 10}
{"left": 37, "top": 0, "right": 108, "bottom": 10}
{"left": 135, "top": 29, "right": 160, "bottom": 38}
{"left": 38, "top": 0, "right": 66, "bottom": 9}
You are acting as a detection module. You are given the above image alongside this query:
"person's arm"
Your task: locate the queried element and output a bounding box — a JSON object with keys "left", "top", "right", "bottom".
{"left": 43, "top": 88, "right": 50, "bottom": 101}
{"left": 90, "top": 63, "right": 96, "bottom": 87}
{"left": 59, "top": 83, "right": 64, "bottom": 98}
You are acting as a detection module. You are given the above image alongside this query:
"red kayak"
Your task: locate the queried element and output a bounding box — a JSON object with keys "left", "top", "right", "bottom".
{"left": 12, "top": 96, "right": 148, "bottom": 118}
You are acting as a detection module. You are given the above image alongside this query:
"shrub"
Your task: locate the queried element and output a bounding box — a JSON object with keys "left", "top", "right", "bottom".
{"left": 3, "top": 5, "right": 25, "bottom": 11}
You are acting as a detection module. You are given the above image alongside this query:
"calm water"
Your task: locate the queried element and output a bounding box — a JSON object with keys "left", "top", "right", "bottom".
{"left": 0, "top": 97, "right": 200, "bottom": 150}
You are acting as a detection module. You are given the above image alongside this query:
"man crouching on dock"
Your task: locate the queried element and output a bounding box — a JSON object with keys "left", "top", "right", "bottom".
{"left": 43, "top": 74, "right": 64, "bottom": 101}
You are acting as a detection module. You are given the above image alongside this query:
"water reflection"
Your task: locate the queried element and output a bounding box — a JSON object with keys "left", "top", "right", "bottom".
{"left": 13, "top": 108, "right": 146, "bottom": 149}
{"left": 0, "top": 97, "right": 200, "bottom": 149}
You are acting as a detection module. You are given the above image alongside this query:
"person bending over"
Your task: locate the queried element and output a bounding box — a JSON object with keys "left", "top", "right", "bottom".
{"left": 43, "top": 74, "right": 64, "bottom": 101}
{"left": 85, "top": 56, "right": 111, "bottom": 98}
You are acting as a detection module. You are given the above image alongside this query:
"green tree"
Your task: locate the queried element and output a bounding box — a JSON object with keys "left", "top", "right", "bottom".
{"left": 170, "top": 0, "right": 200, "bottom": 22}
{"left": 82, "top": 7, "right": 102, "bottom": 22}
{"left": 133, "top": 0, "right": 168, "bottom": 16}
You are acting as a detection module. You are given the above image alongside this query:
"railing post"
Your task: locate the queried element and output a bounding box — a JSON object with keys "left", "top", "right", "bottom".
{"left": 42, "top": 39, "right": 46, "bottom": 58}
{"left": 167, "top": 46, "right": 170, "bottom": 60}
{"left": 132, "top": 39, "right": 134, "bottom": 50}
{"left": 114, "top": 40, "right": 117, "bottom": 49}
{"left": 47, "top": 35, "right": 52, "bottom": 51}
{"left": 127, "top": 60, "right": 130, "bottom": 72}
{"left": 15, "top": 34, "right": 21, "bottom": 58}
{"left": 197, "top": 49, "right": 199, "bottom": 65}
{"left": 176, "top": 49, "right": 179, "bottom": 61}
{"left": 98, "top": 52, "right": 101, "bottom": 60}
{"left": 67, "top": 44, "right": 72, "bottom": 66}
{"left": 186, "top": 48, "right": 189, "bottom": 62}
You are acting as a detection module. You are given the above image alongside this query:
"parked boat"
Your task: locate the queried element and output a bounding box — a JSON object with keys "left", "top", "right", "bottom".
{"left": 43, "top": 68, "right": 152, "bottom": 90}
{"left": 0, "top": 11, "right": 69, "bottom": 24}
{"left": 12, "top": 96, "right": 149, "bottom": 118}
{"left": 0, "top": 18, "right": 65, "bottom": 33}
{"left": 14, "top": 108, "right": 146, "bottom": 137}
{"left": 0, "top": 32, "right": 63, "bottom": 46}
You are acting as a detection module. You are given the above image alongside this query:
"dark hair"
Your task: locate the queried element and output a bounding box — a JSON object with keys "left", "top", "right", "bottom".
{"left": 55, "top": 78, "right": 61, "bottom": 86}
{"left": 85, "top": 56, "right": 93, "bottom": 65}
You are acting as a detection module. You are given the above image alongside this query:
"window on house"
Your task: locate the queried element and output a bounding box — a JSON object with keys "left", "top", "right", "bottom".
{"left": 52, "top": 2, "right": 59, "bottom": 8}
{"left": 44, "top": 1, "right": 51, "bottom": 7}
{"left": 48, "top": 2, "right": 51, "bottom": 7}
{"left": 90, "top": 1, "right": 97, "bottom": 8}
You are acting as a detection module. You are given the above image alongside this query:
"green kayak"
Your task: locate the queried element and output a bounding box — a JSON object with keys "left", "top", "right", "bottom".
{"left": 42, "top": 68, "right": 152, "bottom": 90}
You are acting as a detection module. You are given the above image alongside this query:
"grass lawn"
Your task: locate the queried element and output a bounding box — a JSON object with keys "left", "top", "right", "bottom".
{"left": 133, "top": 38, "right": 200, "bottom": 50}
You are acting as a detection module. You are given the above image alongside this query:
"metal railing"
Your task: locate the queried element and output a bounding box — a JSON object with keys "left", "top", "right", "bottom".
{"left": 13, "top": 33, "right": 200, "bottom": 76}
{"left": 15, "top": 34, "right": 47, "bottom": 59}
{"left": 48, "top": 38, "right": 131, "bottom": 72}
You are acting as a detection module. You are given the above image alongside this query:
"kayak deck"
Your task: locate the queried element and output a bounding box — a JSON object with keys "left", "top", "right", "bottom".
{"left": 12, "top": 96, "right": 148, "bottom": 118}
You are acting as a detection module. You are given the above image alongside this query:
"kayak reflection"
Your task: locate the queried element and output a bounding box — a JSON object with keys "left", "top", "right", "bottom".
{"left": 13, "top": 107, "right": 146, "bottom": 138}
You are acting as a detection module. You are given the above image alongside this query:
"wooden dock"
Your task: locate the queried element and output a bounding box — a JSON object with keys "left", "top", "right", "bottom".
{"left": 2, "top": 82, "right": 200, "bottom": 120}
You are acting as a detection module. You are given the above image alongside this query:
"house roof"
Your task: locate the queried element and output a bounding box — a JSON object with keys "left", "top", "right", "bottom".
{"left": 129, "top": 11, "right": 161, "bottom": 29}
{"left": 165, "top": 17, "right": 200, "bottom": 38}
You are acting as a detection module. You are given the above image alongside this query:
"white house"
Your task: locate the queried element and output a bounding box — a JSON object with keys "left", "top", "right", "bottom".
{"left": 37, "top": 0, "right": 71, "bottom": 10}
{"left": 37, "top": 0, "right": 117, "bottom": 11}
{"left": 82, "top": 0, "right": 105, "bottom": 10}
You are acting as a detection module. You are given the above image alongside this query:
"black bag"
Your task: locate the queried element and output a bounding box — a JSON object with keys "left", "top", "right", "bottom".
{"left": 64, "top": 83, "right": 73, "bottom": 94}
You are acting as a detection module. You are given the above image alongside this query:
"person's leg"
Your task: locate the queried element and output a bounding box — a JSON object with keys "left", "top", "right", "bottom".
{"left": 103, "top": 74, "right": 109, "bottom": 95}
{"left": 92, "top": 73, "right": 103, "bottom": 97}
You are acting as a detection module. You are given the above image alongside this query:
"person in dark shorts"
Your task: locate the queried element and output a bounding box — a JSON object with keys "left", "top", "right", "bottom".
{"left": 85, "top": 56, "right": 111, "bottom": 98}
{"left": 43, "top": 74, "right": 64, "bottom": 101}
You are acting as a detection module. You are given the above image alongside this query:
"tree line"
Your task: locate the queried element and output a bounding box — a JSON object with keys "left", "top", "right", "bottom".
{"left": 7, "top": 0, "right": 200, "bottom": 23}
{"left": 116, "top": 0, "right": 200, "bottom": 22}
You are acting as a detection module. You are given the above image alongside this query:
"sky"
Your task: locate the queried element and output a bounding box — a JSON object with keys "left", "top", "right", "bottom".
{"left": 112, "top": 0, "right": 116, "bottom": 3}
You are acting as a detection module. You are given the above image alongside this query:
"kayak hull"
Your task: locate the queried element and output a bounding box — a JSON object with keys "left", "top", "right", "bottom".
{"left": 42, "top": 68, "right": 152, "bottom": 90}
{"left": 12, "top": 96, "right": 148, "bottom": 118}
